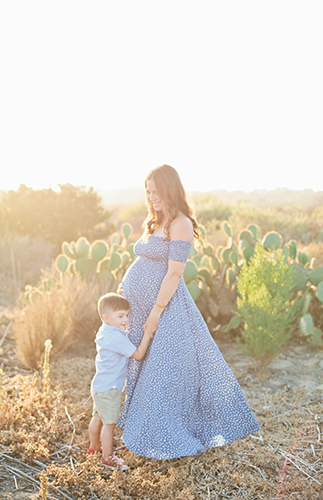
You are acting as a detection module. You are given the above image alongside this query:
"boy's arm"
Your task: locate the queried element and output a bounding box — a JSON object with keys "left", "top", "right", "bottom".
{"left": 131, "top": 332, "right": 151, "bottom": 360}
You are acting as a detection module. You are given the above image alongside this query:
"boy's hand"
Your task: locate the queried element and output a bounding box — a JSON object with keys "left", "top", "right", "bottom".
{"left": 145, "top": 330, "right": 155, "bottom": 340}
{"left": 117, "top": 283, "right": 124, "bottom": 296}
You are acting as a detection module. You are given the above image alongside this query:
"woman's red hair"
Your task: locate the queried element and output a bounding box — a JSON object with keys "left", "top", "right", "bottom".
{"left": 143, "top": 165, "right": 201, "bottom": 241}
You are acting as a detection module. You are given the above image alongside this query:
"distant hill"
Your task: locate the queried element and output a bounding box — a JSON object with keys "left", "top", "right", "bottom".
{"left": 99, "top": 187, "right": 323, "bottom": 209}
{"left": 99, "top": 188, "right": 145, "bottom": 207}
{"left": 207, "top": 188, "right": 323, "bottom": 208}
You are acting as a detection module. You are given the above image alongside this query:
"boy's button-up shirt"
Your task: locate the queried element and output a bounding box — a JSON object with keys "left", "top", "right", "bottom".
{"left": 91, "top": 323, "right": 136, "bottom": 393}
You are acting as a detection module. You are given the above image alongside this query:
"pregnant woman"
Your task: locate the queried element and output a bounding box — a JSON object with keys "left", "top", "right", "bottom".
{"left": 118, "top": 164, "right": 260, "bottom": 460}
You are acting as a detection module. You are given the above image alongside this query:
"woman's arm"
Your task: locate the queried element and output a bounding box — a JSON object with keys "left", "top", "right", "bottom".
{"left": 143, "top": 215, "right": 193, "bottom": 337}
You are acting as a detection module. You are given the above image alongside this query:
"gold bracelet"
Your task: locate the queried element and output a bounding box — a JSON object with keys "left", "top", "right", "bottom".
{"left": 155, "top": 302, "right": 167, "bottom": 308}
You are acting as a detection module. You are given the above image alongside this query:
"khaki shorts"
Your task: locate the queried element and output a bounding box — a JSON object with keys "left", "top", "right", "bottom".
{"left": 91, "top": 387, "right": 122, "bottom": 424}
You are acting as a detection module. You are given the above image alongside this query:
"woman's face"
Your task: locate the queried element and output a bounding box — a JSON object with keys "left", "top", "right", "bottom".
{"left": 146, "top": 179, "right": 165, "bottom": 213}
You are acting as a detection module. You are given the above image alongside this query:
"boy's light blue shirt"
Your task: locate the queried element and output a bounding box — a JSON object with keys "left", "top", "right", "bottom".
{"left": 91, "top": 323, "right": 136, "bottom": 393}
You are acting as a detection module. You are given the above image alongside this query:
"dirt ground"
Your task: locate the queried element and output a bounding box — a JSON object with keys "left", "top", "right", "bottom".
{"left": 0, "top": 309, "right": 322, "bottom": 499}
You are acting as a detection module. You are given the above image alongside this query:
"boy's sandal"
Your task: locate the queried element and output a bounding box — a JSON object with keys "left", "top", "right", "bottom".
{"left": 87, "top": 448, "right": 102, "bottom": 455}
{"left": 103, "top": 453, "right": 129, "bottom": 471}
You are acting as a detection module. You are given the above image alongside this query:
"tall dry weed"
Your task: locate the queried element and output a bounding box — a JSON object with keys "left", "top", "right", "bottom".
{"left": 14, "top": 273, "right": 103, "bottom": 369}
{"left": 304, "top": 240, "right": 323, "bottom": 267}
{"left": 14, "top": 287, "right": 74, "bottom": 370}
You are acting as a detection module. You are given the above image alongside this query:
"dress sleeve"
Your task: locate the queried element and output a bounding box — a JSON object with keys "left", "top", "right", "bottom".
{"left": 168, "top": 239, "right": 192, "bottom": 264}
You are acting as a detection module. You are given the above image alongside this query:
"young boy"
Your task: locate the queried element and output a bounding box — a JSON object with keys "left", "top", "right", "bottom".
{"left": 88, "top": 292, "right": 152, "bottom": 470}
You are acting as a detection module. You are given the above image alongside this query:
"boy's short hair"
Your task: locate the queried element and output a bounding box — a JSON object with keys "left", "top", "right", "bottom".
{"left": 98, "top": 292, "right": 130, "bottom": 320}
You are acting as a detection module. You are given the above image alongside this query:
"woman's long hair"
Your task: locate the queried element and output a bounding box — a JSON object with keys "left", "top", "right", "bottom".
{"left": 143, "top": 165, "right": 201, "bottom": 241}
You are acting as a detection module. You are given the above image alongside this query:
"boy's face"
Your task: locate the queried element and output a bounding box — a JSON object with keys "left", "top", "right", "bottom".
{"left": 103, "top": 309, "right": 129, "bottom": 331}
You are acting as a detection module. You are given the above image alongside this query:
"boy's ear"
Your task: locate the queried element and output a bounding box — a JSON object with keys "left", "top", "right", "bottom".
{"left": 102, "top": 313, "right": 109, "bottom": 323}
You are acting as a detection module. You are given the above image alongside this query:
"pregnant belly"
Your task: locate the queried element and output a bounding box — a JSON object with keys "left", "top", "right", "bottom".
{"left": 122, "top": 256, "right": 167, "bottom": 309}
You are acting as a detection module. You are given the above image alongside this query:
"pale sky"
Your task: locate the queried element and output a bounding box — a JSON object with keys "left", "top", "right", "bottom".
{"left": 0, "top": 1, "right": 322, "bottom": 194}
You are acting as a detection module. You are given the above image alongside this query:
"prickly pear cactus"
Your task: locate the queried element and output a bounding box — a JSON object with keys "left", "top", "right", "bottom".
{"left": 291, "top": 264, "right": 307, "bottom": 291}
{"left": 239, "top": 229, "right": 255, "bottom": 247}
{"left": 247, "top": 223, "right": 261, "bottom": 240}
{"left": 262, "top": 231, "right": 282, "bottom": 251}
{"left": 184, "top": 260, "right": 199, "bottom": 283}
{"left": 75, "top": 258, "right": 97, "bottom": 278}
{"left": 122, "top": 222, "right": 132, "bottom": 240}
{"left": 288, "top": 240, "right": 297, "bottom": 260}
{"left": 317, "top": 281, "right": 323, "bottom": 303}
{"left": 300, "top": 313, "right": 314, "bottom": 335}
{"left": 91, "top": 240, "right": 108, "bottom": 262}
{"left": 223, "top": 221, "right": 232, "bottom": 237}
{"left": 308, "top": 267, "right": 323, "bottom": 286}
{"left": 297, "top": 251, "right": 310, "bottom": 267}
{"left": 187, "top": 281, "right": 201, "bottom": 301}
{"left": 55, "top": 254, "right": 69, "bottom": 273}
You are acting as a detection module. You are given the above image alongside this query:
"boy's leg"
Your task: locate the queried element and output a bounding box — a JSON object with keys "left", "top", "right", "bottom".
{"left": 89, "top": 416, "right": 102, "bottom": 452}
{"left": 101, "top": 423, "right": 115, "bottom": 459}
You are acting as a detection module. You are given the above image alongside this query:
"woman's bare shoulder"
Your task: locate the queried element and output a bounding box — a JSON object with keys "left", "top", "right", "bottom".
{"left": 169, "top": 214, "right": 193, "bottom": 242}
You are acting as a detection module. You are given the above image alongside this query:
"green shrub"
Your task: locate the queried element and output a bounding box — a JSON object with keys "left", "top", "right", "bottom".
{"left": 0, "top": 184, "right": 114, "bottom": 249}
{"left": 236, "top": 244, "right": 304, "bottom": 366}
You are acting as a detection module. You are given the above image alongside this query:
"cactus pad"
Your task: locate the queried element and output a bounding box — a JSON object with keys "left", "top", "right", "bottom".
{"left": 222, "top": 247, "right": 232, "bottom": 264}
{"left": 198, "top": 268, "right": 213, "bottom": 287}
{"left": 203, "top": 244, "right": 214, "bottom": 256}
{"left": 262, "top": 231, "right": 282, "bottom": 251}
{"left": 308, "top": 266, "right": 323, "bottom": 286}
{"left": 288, "top": 240, "right": 297, "bottom": 260}
{"left": 211, "top": 256, "right": 220, "bottom": 272}
{"left": 317, "top": 281, "right": 323, "bottom": 303}
{"left": 91, "top": 241, "right": 108, "bottom": 262}
{"left": 230, "top": 251, "right": 238, "bottom": 265}
{"left": 109, "top": 252, "right": 122, "bottom": 271}
{"left": 184, "top": 260, "right": 199, "bottom": 283}
{"left": 120, "top": 252, "right": 130, "bottom": 267}
{"left": 242, "top": 246, "right": 255, "bottom": 262}
{"left": 291, "top": 263, "right": 307, "bottom": 291}
{"left": 300, "top": 313, "right": 314, "bottom": 335}
{"left": 128, "top": 244, "right": 136, "bottom": 261}
{"left": 227, "top": 268, "right": 236, "bottom": 288}
{"left": 62, "top": 241, "right": 76, "bottom": 259}
{"left": 76, "top": 237, "right": 90, "bottom": 258}
{"left": 55, "top": 254, "right": 69, "bottom": 273}
{"left": 247, "top": 223, "right": 261, "bottom": 240}
{"left": 223, "top": 221, "right": 232, "bottom": 237}
{"left": 122, "top": 222, "right": 132, "bottom": 240}
{"left": 297, "top": 251, "right": 310, "bottom": 267}
{"left": 312, "top": 328, "right": 323, "bottom": 346}
{"left": 187, "top": 280, "right": 201, "bottom": 301}
{"left": 189, "top": 246, "right": 198, "bottom": 259}
{"left": 239, "top": 229, "right": 255, "bottom": 246}
{"left": 283, "top": 245, "right": 290, "bottom": 260}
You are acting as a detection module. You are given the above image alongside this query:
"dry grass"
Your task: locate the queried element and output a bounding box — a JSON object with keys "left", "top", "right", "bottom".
{"left": 13, "top": 274, "right": 102, "bottom": 370}
{"left": 14, "top": 286, "right": 74, "bottom": 370}
{"left": 0, "top": 354, "right": 322, "bottom": 500}
{"left": 303, "top": 240, "right": 323, "bottom": 267}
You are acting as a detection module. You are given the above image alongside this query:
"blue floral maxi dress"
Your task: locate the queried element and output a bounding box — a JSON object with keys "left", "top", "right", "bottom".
{"left": 119, "top": 236, "right": 260, "bottom": 459}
